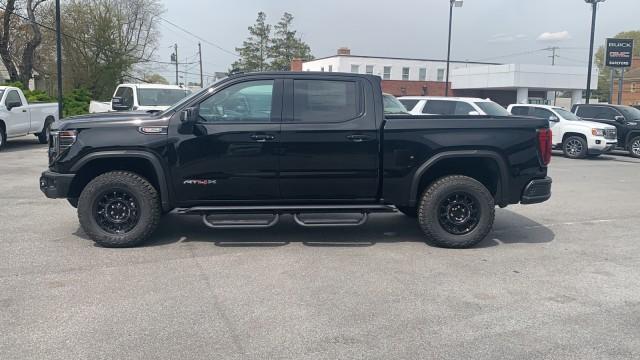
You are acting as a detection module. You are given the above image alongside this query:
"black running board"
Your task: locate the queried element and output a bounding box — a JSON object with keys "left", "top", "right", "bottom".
{"left": 176, "top": 204, "right": 396, "bottom": 215}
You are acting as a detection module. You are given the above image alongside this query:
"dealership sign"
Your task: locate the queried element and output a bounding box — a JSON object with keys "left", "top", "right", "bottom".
{"left": 606, "top": 38, "right": 634, "bottom": 67}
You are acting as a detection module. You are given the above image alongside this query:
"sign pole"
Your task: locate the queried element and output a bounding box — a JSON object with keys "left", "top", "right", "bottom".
{"left": 618, "top": 69, "right": 624, "bottom": 105}
{"left": 609, "top": 68, "right": 615, "bottom": 104}
{"left": 55, "top": 0, "right": 63, "bottom": 119}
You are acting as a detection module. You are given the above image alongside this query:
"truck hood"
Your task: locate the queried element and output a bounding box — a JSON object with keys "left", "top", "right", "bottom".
{"left": 54, "top": 111, "right": 168, "bottom": 130}
{"left": 569, "top": 120, "right": 616, "bottom": 130}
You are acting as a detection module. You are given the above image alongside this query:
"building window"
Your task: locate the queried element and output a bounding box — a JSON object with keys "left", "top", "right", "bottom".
{"left": 383, "top": 66, "right": 392, "bottom": 80}
{"left": 351, "top": 64, "right": 360, "bottom": 74}
{"left": 437, "top": 69, "right": 445, "bottom": 82}
{"left": 402, "top": 67, "right": 410, "bottom": 81}
{"left": 632, "top": 82, "right": 639, "bottom": 93}
{"left": 366, "top": 65, "right": 374, "bottom": 75}
{"left": 419, "top": 68, "right": 427, "bottom": 81}
{"left": 328, "top": 65, "right": 333, "bottom": 72}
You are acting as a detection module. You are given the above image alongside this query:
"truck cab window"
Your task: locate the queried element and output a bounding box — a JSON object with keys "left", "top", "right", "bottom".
{"left": 532, "top": 108, "right": 553, "bottom": 120}
{"left": 293, "top": 80, "right": 360, "bottom": 123}
{"left": 510, "top": 107, "right": 529, "bottom": 116}
{"left": 6, "top": 90, "right": 22, "bottom": 107}
{"left": 423, "top": 100, "right": 455, "bottom": 115}
{"left": 114, "top": 87, "right": 134, "bottom": 108}
{"left": 197, "top": 80, "right": 274, "bottom": 123}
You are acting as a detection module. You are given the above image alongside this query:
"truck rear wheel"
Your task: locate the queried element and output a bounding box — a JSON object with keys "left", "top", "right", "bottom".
{"left": 0, "top": 126, "right": 6, "bottom": 151}
{"left": 77, "top": 171, "right": 161, "bottom": 248}
{"left": 36, "top": 118, "right": 53, "bottom": 144}
{"left": 417, "top": 175, "right": 495, "bottom": 249}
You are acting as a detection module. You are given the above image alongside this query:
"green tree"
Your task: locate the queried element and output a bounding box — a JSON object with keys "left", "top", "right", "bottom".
{"left": 232, "top": 12, "right": 271, "bottom": 72}
{"left": 594, "top": 30, "right": 640, "bottom": 102}
{"left": 144, "top": 73, "right": 169, "bottom": 85}
{"left": 62, "top": 0, "right": 163, "bottom": 100}
{"left": 269, "top": 13, "right": 313, "bottom": 71}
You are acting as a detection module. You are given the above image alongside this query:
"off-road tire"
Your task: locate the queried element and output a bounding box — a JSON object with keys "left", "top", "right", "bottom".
{"left": 562, "top": 136, "right": 588, "bottom": 159}
{"left": 417, "top": 175, "right": 495, "bottom": 249}
{"left": 36, "top": 118, "right": 53, "bottom": 144}
{"left": 397, "top": 206, "right": 417, "bottom": 218}
{"left": 629, "top": 136, "right": 640, "bottom": 159}
{"left": 78, "top": 171, "right": 161, "bottom": 248}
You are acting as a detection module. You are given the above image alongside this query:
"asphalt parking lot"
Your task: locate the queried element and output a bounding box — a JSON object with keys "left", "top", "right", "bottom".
{"left": 1, "top": 138, "right": 640, "bottom": 360}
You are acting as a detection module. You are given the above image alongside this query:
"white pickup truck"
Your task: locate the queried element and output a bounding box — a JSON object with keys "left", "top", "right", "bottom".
{"left": 0, "top": 86, "right": 58, "bottom": 151}
{"left": 89, "top": 83, "right": 192, "bottom": 113}
{"left": 507, "top": 104, "right": 617, "bottom": 159}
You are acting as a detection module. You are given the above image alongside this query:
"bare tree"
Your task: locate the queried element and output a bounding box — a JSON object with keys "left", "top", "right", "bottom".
{"left": 0, "top": 0, "right": 20, "bottom": 81}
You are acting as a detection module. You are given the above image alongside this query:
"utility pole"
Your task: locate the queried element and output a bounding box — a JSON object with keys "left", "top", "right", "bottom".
{"left": 55, "top": 0, "right": 63, "bottom": 119}
{"left": 445, "top": 1, "right": 463, "bottom": 96}
{"left": 172, "top": 43, "right": 179, "bottom": 85}
{"left": 546, "top": 46, "right": 559, "bottom": 66}
{"left": 198, "top": 43, "right": 204, "bottom": 88}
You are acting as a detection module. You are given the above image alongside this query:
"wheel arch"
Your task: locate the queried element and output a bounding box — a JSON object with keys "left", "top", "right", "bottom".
{"left": 562, "top": 132, "right": 587, "bottom": 143}
{"left": 409, "top": 150, "right": 509, "bottom": 207}
{"left": 69, "top": 151, "right": 172, "bottom": 211}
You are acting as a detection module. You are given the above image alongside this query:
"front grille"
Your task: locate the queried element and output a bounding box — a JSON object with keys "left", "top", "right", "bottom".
{"left": 604, "top": 128, "right": 617, "bottom": 140}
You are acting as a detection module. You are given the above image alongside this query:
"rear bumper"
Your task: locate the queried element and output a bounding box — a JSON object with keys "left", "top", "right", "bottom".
{"left": 521, "top": 177, "right": 552, "bottom": 204}
{"left": 39, "top": 171, "right": 74, "bottom": 199}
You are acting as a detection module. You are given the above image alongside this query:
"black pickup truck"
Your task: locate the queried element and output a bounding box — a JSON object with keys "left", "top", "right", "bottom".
{"left": 40, "top": 72, "right": 552, "bottom": 248}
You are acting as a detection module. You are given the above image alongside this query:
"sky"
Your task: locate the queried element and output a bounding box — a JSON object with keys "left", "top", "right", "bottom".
{"left": 150, "top": 0, "right": 640, "bottom": 85}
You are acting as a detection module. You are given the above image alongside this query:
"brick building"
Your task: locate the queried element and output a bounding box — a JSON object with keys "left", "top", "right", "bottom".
{"left": 612, "top": 56, "right": 640, "bottom": 106}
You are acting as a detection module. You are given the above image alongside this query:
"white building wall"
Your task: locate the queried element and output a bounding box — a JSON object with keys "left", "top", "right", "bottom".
{"left": 302, "top": 56, "right": 488, "bottom": 82}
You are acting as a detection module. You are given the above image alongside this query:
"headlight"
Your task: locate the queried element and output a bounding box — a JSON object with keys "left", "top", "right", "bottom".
{"left": 592, "top": 128, "right": 605, "bottom": 136}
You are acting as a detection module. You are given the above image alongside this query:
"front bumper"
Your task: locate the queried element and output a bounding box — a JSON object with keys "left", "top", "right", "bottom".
{"left": 521, "top": 177, "right": 552, "bottom": 204}
{"left": 588, "top": 137, "right": 617, "bottom": 155}
{"left": 39, "top": 171, "right": 75, "bottom": 199}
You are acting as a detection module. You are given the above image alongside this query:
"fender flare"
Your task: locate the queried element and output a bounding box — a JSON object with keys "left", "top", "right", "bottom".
{"left": 71, "top": 150, "right": 172, "bottom": 211}
{"left": 625, "top": 131, "right": 640, "bottom": 148}
{"left": 409, "top": 150, "right": 510, "bottom": 206}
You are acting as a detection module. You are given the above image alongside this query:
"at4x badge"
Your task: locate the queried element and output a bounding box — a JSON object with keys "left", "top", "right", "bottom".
{"left": 183, "top": 179, "right": 217, "bottom": 186}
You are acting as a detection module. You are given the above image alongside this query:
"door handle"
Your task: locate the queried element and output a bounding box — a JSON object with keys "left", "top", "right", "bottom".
{"left": 22, "top": 109, "right": 27, "bottom": 113}
{"left": 346, "top": 134, "right": 372, "bottom": 142}
{"left": 250, "top": 134, "right": 275, "bottom": 142}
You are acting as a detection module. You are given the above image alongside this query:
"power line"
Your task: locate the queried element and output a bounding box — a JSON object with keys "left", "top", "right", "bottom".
{"left": 474, "top": 48, "right": 549, "bottom": 62}
{"left": 158, "top": 16, "right": 239, "bottom": 58}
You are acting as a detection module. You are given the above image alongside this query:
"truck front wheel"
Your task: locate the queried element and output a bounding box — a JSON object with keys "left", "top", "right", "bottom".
{"left": 629, "top": 136, "right": 640, "bottom": 158}
{"left": 562, "top": 136, "right": 587, "bottom": 159}
{"left": 77, "top": 171, "right": 161, "bottom": 248}
{"left": 36, "top": 118, "right": 53, "bottom": 144}
{"left": 417, "top": 175, "right": 495, "bottom": 249}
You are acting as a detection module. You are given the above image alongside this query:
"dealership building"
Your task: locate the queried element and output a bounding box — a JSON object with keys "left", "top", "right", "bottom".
{"left": 296, "top": 48, "right": 599, "bottom": 107}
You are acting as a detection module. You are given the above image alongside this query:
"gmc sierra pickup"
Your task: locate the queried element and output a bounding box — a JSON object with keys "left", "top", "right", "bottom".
{"left": 40, "top": 72, "right": 552, "bottom": 249}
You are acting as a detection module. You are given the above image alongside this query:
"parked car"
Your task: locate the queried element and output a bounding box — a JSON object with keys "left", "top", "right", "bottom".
{"left": 383, "top": 93, "right": 409, "bottom": 114}
{"left": 508, "top": 104, "right": 617, "bottom": 159}
{"left": 571, "top": 103, "right": 640, "bottom": 158}
{"left": 0, "top": 86, "right": 58, "bottom": 151}
{"left": 89, "top": 84, "right": 192, "bottom": 114}
{"left": 40, "top": 72, "right": 552, "bottom": 249}
{"left": 398, "top": 96, "right": 512, "bottom": 117}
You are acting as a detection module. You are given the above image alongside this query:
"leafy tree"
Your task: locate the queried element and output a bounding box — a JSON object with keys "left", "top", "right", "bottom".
{"left": 0, "top": 0, "right": 49, "bottom": 86}
{"left": 62, "top": 0, "right": 163, "bottom": 100}
{"left": 63, "top": 88, "right": 92, "bottom": 117}
{"left": 269, "top": 13, "right": 313, "bottom": 71}
{"left": 594, "top": 30, "right": 640, "bottom": 102}
{"left": 232, "top": 12, "right": 271, "bottom": 72}
{"left": 144, "top": 73, "right": 169, "bottom": 85}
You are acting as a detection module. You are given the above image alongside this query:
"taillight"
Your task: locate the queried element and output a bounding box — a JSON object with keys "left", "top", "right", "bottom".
{"left": 537, "top": 128, "right": 552, "bottom": 166}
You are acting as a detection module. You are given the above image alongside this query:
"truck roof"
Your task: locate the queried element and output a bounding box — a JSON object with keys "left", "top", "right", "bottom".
{"left": 508, "top": 104, "right": 565, "bottom": 110}
{"left": 398, "top": 96, "right": 493, "bottom": 102}
{"left": 118, "top": 83, "right": 188, "bottom": 90}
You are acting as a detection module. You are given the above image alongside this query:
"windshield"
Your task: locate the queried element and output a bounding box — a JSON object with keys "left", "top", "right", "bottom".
{"left": 136, "top": 88, "right": 192, "bottom": 107}
{"left": 619, "top": 106, "right": 640, "bottom": 120}
{"left": 474, "top": 101, "right": 511, "bottom": 116}
{"left": 383, "top": 94, "right": 409, "bottom": 114}
{"left": 555, "top": 108, "right": 581, "bottom": 121}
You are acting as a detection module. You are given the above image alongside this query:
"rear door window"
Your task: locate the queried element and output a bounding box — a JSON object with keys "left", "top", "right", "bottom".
{"left": 575, "top": 106, "right": 599, "bottom": 119}
{"left": 293, "top": 80, "right": 361, "bottom": 123}
{"left": 423, "top": 100, "right": 456, "bottom": 115}
{"left": 399, "top": 99, "right": 419, "bottom": 112}
{"left": 510, "top": 106, "right": 530, "bottom": 116}
{"left": 453, "top": 101, "right": 475, "bottom": 115}
{"left": 531, "top": 108, "right": 554, "bottom": 120}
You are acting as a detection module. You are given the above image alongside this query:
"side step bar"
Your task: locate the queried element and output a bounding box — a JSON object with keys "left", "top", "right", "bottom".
{"left": 175, "top": 204, "right": 396, "bottom": 229}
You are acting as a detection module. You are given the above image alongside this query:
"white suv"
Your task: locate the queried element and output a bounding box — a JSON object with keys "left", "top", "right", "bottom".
{"left": 398, "top": 96, "right": 512, "bottom": 117}
{"left": 507, "top": 104, "right": 617, "bottom": 159}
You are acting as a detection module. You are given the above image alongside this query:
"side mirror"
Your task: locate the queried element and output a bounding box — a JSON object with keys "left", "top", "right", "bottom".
{"left": 549, "top": 116, "right": 559, "bottom": 122}
{"left": 6, "top": 101, "right": 21, "bottom": 111}
{"left": 614, "top": 115, "right": 626, "bottom": 123}
{"left": 468, "top": 111, "right": 480, "bottom": 116}
{"left": 111, "top": 97, "right": 131, "bottom": 111}
{"left": 180, "top": 107, "right": 198, "bottom": 124}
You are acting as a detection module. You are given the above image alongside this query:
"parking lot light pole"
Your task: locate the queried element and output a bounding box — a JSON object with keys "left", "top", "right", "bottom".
{"left": 584, "top": 0, "right": 605, "bottom": 104}
{"left": 55, "top": 0, "right": 63, "bottom": 119}
{"left": 445, "top": 0, "right": 463, "bottom": 97}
